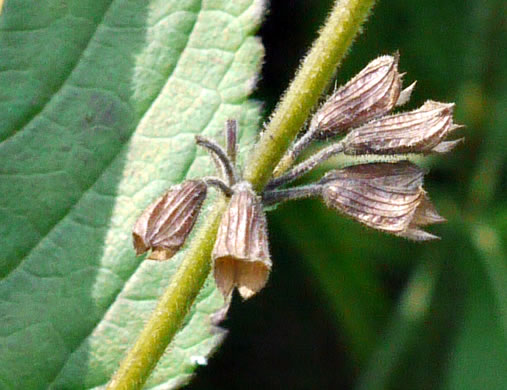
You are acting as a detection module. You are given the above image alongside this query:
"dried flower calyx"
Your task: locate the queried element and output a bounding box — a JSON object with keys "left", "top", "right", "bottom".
{"left": 194, "top": 122, "right": 272, "bottom": 299}
{"left": 213, "top": 181, "right": 271, "bottom": 299}
{"left": 342, "top": 100, "right": 463, "bottom": 155}
{"left": 320, "top": 162, "right": 445, "bottom": 240}
{"left": 133, "top": 180, "right": 207, "bottom": 260}
{"left": 263, "top": 161, "right": 446, "bottom": 240}
{"left": 310, "top": 53, "right": 410, "bottom": 138}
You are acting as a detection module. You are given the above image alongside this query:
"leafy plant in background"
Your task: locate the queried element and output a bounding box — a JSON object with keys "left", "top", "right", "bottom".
{"left": 0, "top": 1, "right": 505, "bottom": 390}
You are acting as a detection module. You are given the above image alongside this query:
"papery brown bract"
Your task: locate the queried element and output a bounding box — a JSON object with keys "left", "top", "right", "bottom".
{"left": 132, "top": 180, "right": 207, "bottom": 260}
{"left": 310, "top": 54, "right": 410, "bottom": 138}
{"left": 212, "top": 181, "right": 271, "bottom": 299}
{"left": 403, "top": 193, "right": 446, "bottom": 240}
{"left": 343, "top": 100, "right": 462, "bottom": 155}
{"left": 321, "top": 162, "right": 444, "bottom": 240}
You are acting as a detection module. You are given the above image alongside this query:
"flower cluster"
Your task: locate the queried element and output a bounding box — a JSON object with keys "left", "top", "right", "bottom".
{"left": 133, "top": 55, "right": 462, "bottom": 299}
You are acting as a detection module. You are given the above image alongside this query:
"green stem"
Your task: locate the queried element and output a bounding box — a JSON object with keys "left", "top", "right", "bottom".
{"left": 107, "top": 0, "right": 377, "bottom": 388}
{"left": 244, "top": 0, "right": 376, "bottom": 190}
{"left": 107, "top": 199, "right": 226, "bottom": 390}
{"left": 266, "top": 141, "right": 345, "bottom": 189}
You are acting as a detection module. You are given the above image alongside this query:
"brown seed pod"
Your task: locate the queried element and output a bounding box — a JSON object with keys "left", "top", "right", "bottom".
{"left": 321, "top": 162, "right": 444, "bottom": 240}
{"left": 212, "top": 181, "right": 271, "bottom": 299}
{"left": 343, "top": 100, "right": 462, "bottom": 155}
{"left": 310, "top": 54, "right": 408, "bottom": 138}
{"left": 132, "top": 180, "right": 207, "bottom": 260}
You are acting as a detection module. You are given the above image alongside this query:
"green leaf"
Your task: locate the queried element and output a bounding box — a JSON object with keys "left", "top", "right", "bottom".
{"left": 356, "top": 259, "right": 441, "bottom": 390}
{"left": 470, "top": 222, "right": 507, "bottom": 339}
{"left": 443, "top": 281, "right": 507, "bottom": 390}
{"left": 444, "top": 228, "right": 507, "bottom": 390}
{"left": 0, "top": 0, "right": 264, "bottom": 388}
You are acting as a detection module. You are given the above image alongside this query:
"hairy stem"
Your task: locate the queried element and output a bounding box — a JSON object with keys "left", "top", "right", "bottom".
{"left": 107, "top": 199, "right": 227, "bottom": 390}
{"left": 266, "top": 142, "right": 345, "bottom": 189}
{"left": 195, "top": 135, "right": 239, "bottom": 186}
{"left": 263, "top": 184, "right": 323, "bottom": 205}
{"left": 226, "top": 119, "right": 238, "bottom": 166}
{"left": 107, "top": 0, "right": 377, "bottom": 388}
{"left": 204, "top": 177, "right": 234, "bottom": 197}
{"left": 243, "top": 0, "right": 376, "bottom": 190}
{"left": 276, "top": 127, "right": 320, "bottom": 175}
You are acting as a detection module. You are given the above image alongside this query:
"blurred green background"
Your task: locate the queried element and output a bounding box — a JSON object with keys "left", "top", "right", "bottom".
{"left": 190, "top": 0, "right": 507, "bottom": 389}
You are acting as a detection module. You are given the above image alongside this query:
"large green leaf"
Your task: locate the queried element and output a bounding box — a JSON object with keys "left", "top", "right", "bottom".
{"left": 0, "top": 0, "right": 264, "bottom": 388}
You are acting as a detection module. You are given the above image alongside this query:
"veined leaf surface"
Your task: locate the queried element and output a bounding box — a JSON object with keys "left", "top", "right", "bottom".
{"left": 0, "top": 0, "right": 264, "bottom": 388}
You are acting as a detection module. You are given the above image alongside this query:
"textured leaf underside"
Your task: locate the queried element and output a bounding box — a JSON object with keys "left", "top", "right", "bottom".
{"left": 0, "top": 0, "right": 264, "bottom": 388}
